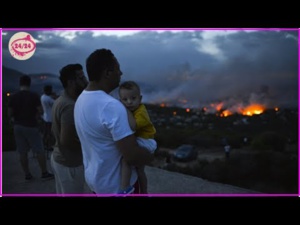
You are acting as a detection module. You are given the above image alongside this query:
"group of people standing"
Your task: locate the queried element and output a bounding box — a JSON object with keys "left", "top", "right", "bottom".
{"left": 8, "top": 48, "right": 156, "bottom": 195}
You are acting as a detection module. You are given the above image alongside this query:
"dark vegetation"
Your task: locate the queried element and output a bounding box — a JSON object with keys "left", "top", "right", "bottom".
{"left": 160, "top": 150, "right": 298, "bottom": 193}
{"left": 146, "top": 103, "right": 298, "bottom": 194}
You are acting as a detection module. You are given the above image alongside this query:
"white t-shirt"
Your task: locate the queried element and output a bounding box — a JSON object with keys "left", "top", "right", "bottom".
{"left": 224, "top": 145, "right": 231, "bottom": 152}
{"left": 41, "top": 94, "right": 54, "bottom": 122}
{"left": 74, "top": 90, "right": 137, "bottom": 194}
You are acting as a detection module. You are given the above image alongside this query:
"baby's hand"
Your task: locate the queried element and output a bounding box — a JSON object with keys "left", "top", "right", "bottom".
{"left": 126, "top": 108, "right": 136, "bottom": 131}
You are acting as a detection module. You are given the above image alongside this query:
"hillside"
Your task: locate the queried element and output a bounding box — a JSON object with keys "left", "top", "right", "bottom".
{"left": 2, "top": 66, "right": 26, "bottom": 92}
{"left": 2, "top": 66, "right": 62, "bottom": 94}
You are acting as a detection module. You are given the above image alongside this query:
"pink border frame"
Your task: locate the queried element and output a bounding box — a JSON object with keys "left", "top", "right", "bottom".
{"left": 1, "top": 28, "right": 299, "bottom": 197}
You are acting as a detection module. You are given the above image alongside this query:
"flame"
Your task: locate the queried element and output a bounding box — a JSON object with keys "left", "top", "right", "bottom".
{"left": 149, "top": 97, "right": 268, "bottom": 118}
{"left": 275, "top": 107, "right": 279, "bottom": 111}
{"left": 203, "top": 102, "right": 267, "bottom": 117}
{"left": 215, "top": 102, "right": 223, "bottom": 111}
{"left": 6, "top": 92, "right": 10, "bottom": 97}
{"left": 241, "top": 104, "right": 265, "bottom": 116}
{"left": 221, "top": 110, "right": 232, "bottom": 117}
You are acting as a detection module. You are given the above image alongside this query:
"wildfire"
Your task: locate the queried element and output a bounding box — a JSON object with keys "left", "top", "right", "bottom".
{"left": 241, "top": 104, "right": 265, "bottom": 116}
{"left": 154, "top": 98, "right": 267, "bottom": 117}
{"left": 220, "top": 110, "right": 232, "bottom": 117}
{"left": 215, "top": 103, "right": 223, "bottom": 111}
{"left": 203, "top": 102, "right": 266, "bottom": 117}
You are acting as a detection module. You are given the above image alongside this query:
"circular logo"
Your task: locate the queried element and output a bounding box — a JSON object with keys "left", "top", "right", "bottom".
{"left": 8, "top": 32, "right": 36, "bottom": 60}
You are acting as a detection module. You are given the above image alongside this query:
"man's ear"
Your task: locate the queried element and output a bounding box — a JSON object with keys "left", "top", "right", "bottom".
{"left": 104, "top": 69, "right": 111, "bottom": 78}
{"left": 67, "top": 79, "right": 74, "bottom": 87}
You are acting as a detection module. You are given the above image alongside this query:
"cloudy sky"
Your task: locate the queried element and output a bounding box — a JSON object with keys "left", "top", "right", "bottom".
{"left": 2, "top": 29, "right": 298, "bottom": 110}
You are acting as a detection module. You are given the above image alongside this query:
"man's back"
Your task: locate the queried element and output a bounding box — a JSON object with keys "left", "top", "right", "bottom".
{"left": 41, "top": 94, "right": 54, "bottom": 122}
{"left": 8, "top": 90, "right": 41, "bottom": 127}
{"left": 7, "top": 79, "right": 54, "bottom": 181}
{"left": 74, "top": 90, "right": 137, "bottom": 193}
{"left": 51, "top": 91, "right": 83, "bottom": 167}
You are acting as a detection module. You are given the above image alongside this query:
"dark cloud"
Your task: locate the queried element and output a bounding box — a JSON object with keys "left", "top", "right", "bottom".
{"left": 2, "top": 30, "right": 298, "bottom": 109}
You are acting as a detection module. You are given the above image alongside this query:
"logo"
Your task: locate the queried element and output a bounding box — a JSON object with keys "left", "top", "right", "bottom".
{"left": 8, "top": 32, "right": 36, "bottom": 60}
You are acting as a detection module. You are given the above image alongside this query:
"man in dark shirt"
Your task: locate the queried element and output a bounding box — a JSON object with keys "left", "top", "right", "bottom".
{"left": 51, "top": 64, "right": 88, "bottom": 194}
{"left": 8, "top": 75, "right": 54, "bottom": 180}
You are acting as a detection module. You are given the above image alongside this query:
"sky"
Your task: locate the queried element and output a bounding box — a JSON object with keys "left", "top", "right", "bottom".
{"left": 1, "top": 29, "right": 299, "bottom": 111}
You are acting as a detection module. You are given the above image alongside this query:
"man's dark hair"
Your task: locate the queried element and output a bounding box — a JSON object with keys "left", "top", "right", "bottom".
{"left": 19, "top": 75, "right": 31, "bottom": 87}
{"left": 86, "top": 49, "right": 115, "bottom": 81}
{"left": 59, "top": 63, "right": 83, "bottom": 88}
{"left": 44, "top": 85, "right": 53, "bottom": 95}
{"left": 119, "top": 81, "right": 141, "bottom": 94}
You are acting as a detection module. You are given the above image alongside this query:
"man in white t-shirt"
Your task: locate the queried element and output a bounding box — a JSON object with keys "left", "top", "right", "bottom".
{"left": 74, "top": 49, "right": 153, "bottom": 195}
{"left": 224, "top": 145, "right": 231, "bottom": 159}
{"left": 40, "top": 85, "right": 55, "bottom": 151}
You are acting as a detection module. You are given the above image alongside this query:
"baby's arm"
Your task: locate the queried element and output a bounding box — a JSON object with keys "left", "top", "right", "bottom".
{"left": 125, "top": 108, "right": 137, "bottom": 131}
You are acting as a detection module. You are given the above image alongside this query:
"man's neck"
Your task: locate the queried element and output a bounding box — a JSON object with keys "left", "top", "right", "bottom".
{"left": 20, "top": 86, "right": 30, "bottom": 91}
{"left": 65, "top": 88, "right": 77, "bottom": 101}
{"left": 86, "top": 81, "right": 112, "bottom": 94}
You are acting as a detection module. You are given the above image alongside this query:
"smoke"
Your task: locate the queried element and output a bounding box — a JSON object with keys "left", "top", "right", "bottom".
{"left": 139, "top": 62, "right": 298, "bottom": 109}
{"left": 3, "top": 30, "right": 298, "bottom": 110}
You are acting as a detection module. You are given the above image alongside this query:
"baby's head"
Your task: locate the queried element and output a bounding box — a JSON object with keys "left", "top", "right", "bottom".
{"left": 119, "top": 81, "right": 142, "bottom": 112}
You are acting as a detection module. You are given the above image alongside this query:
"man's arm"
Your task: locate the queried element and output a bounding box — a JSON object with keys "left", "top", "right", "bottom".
{"left": 7, "top": 107, "right": 14, "bottom": 125}
{"left": 36, "top": 105, "right": 44, "bottom": 123}
{"left": 37, "top": 105, "right": 43, "bottom": 116}
{"left": 60, "top": 123, "right": 81, "bottom": 151}
{"left": 116, "top": 134, "right": 154, "bottom": 167}
{"left": 7, "top": 107, "right": 13, "bottom": 119}
{"left": 59, "top": 104, "right": 81, "bottom": 151}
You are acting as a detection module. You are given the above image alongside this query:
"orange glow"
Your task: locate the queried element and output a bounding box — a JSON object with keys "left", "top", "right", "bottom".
{"left": 216, "top": 102, "right": 223, "bottom": 111}
{"left": 160, "top": 103, "right": 166, "bottom": 108}
{"left": 186, "top": 108, "right": 190, "bottom": 113}
{"left": 222, "top": 110, "right": 232, "bottom": 117}
{"left": 41, "top": 75, "right": 47, "bottom": 79}
{"left": 6, "top": 92, "right": 10, "bottom": 97}
{"left": 242, "top": 104, "right": 265, "bottom": 116}
{"left": 173, "top": 111, "right": 177, "bottom": 116}
{"left": 275, "top": 107, "right": 279, "bottom": 111}
{"left": 178, "top": 99, "right": 188, "bottom": 104}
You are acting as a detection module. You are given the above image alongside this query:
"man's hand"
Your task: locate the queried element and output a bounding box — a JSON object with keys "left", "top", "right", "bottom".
{"left": 117, "top": 134, "right": 154, "bottom": 167}
{"left": 9, "top": 118, "right": 14, "bottom": 127}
